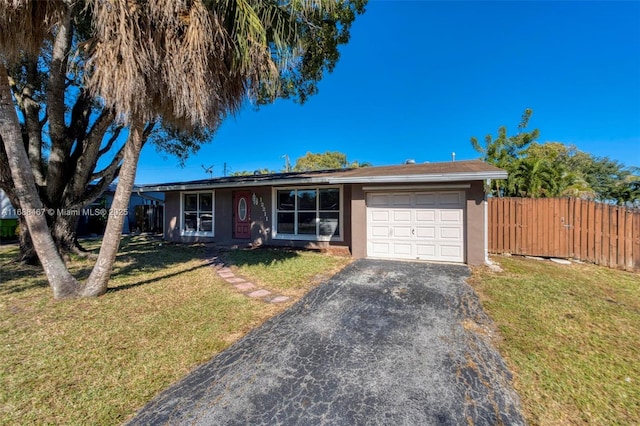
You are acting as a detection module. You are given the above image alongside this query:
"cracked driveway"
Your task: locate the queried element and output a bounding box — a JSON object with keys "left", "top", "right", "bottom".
{"left": 127, "top": 259, "right": 525, "bottom": 425}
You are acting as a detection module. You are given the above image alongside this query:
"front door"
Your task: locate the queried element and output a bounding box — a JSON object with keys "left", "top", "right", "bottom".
{"left": 233, "top": 191, "right": 251, "bottom": 239}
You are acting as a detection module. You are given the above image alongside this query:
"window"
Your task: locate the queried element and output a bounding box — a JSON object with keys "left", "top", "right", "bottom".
{"left": 181, "top": 192, "right": 214, "bottom": 236}
{"left": 275, "top": 187, "right": 341, "bottom": 240}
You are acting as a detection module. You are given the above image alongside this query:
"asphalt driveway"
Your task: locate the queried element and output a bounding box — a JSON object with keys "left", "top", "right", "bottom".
{"left": 127, "top": 259, "right": 525, "bottom": 425}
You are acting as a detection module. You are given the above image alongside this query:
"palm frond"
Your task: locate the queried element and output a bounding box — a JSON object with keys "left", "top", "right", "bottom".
{"left": 0, "top": 0, "right": 65, "bottom": 61}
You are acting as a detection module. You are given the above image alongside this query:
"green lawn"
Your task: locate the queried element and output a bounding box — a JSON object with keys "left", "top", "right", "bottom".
{"left": 0, "top": 238, "right": 351, "bottom": 424}
{"left": 470, "top": 256, "right": 640, "bottom": 425}
{"left": 222, "top": 247, "right": 352, "bottom": 297}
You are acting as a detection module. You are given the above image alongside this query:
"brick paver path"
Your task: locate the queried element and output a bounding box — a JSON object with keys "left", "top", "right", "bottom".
{"left": 205, "top": 245, "right": 290, "bottom": 304}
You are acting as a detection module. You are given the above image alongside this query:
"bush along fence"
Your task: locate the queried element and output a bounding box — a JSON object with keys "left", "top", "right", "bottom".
{"left": 488, "top": 197, "right": 640, "bottom": 271}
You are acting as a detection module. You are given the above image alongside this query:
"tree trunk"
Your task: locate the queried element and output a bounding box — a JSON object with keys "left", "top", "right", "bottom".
{"left": 51, "top": 213, "right": 89, "bottom": 256}
{"left": 83, "top": 116, "right": 144, "bottom": 297}
{"left": 17, "top": 215, "right": 38, "bottom": 264}
{"left": 0, "top": 63, "right": 81, "bottom": 298}
{"left": 15, "top": 210, "right": 92, "bottom": 264}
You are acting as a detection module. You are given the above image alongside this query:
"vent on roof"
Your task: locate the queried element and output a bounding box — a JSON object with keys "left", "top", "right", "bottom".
{"left": 404, "top": 159, "right": 416, "bottom": 165}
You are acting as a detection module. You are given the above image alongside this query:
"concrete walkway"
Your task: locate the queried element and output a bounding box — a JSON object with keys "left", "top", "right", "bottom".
{"left": 127, "top": 259, "right": 525, "bottom": 425}
{"left": 206, "top": 246, "right": 290, "bottom": 304}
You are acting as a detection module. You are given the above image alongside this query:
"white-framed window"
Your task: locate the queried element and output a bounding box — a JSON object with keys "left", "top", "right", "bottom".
{"left": 180, "top": 191, "right": 214, "bottom": 236}
{"left": 273, "top": 186, "right": 342, "bottom": 241}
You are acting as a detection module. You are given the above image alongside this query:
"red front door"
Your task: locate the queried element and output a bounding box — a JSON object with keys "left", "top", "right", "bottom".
{"left": 233, "top": 191, "right": 251, "bottom": 239}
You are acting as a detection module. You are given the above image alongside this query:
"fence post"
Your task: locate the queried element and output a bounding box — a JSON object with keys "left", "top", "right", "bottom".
{"left": 625, "top": 209, "right": 634, "bottom": 271}
{"left": 609, "top": 205, "right": 618, "bottom": 268}
{"left": 617, "top": 206, "right": 625, "bottom": 270}
{"left": 633, "top": 209, "right": 640, "bottom": 271}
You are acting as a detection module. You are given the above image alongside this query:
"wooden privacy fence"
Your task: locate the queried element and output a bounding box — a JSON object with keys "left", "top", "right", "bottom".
{"left": 488, "top": 197, "right": 640, "bottom": 271}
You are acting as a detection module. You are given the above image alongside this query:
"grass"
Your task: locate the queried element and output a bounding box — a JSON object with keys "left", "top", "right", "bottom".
{"left": 469, "top": 256, "right": 640, "bottom": 425}
{"left": 0, "top": 237, "right": 351, "bottom": 425}
{"left": 222, "top": 247, "right": 352, "bottom": 297}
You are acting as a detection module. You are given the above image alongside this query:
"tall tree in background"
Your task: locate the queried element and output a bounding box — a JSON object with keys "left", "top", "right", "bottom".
{"left": 0, "top": 0, "right": 367, "bottom": 298}
{"left": 471, "top": 108, "right": 540, "bottom": 196}
{"left": 568, "top": 153, "right": 639, "bottom": 204}
{"left": 521, "top": 141, "right": 639, "bottom": 203}
{"left": 471, "top": 111, "right": 639, "bottom": 203}
{"left": 293, "top": 151, "right": 371, "bottom": 171}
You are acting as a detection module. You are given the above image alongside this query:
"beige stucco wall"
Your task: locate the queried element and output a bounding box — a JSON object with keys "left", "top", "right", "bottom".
{"left": 349, "top": 184, "right": 367, "bottom": 258}
{"left": 248, "top": 187, "right": 272, "bottom": 245}
{"left": 163, "top": 181, "right": 487, "bottom": 264}
{"left": 163, "top": 186, "right": 351, "bottom": 250}
{"left": 465, "top": 180, "right": 486, "bottom": 265}
{"left": 165, "top": 188, "right": 269, "bottom": 244}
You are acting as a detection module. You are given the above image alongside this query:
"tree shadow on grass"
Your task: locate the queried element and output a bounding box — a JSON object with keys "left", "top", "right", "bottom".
{"left": 0, "top": 266, "right": 50, "bottom": 295}
{"left": 0, "top": 236, "right": 213, "bottom": 296}
{"left": 106, "top": 260, "right": 216, "bottom": 293}
{"left": 1, "top": 238, "right": 319, "bottom": 297}
{"left": 221, "top": 246, "right": 301, "bottom": 268}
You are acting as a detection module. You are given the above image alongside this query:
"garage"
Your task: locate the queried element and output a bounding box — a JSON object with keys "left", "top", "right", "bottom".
{"left": 366, "top": 191, "right": 465, "bottom": 262}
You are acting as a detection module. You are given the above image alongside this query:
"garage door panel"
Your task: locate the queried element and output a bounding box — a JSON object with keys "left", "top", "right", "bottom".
{"left": 393, "top": 210, "right": 411, "bottom": 222}
{"left": 414, "top": 193, "right": 436, "bottom": 206}
{"left": 370, "top": 210, "right": 389, "bottom": 222}
{"left": 371, "top": 225, "right": 389, "bottom": 237}
{"left": 440, "top": 226, "right": 462, "bottom": 239}
{"left": 415, "top": 210, "right": 436, "bottom": 222}
{"left": 416, "top": 243, "right": 436, "bottom": 257}
{"left": 440, "top": 209, "right": 462, "bottom": 222}
{"left": 392, "top": 226, "right": 412, "bottom": 238}
{"left": 415, "top": 226, "right": 436, "bottom": 238}
{"left": 366, "top": 191, "right": 465, "bottom": 263}
{"left": 371, "top": 242, "right": 390, "bottom": 255}
{"left": 439, "top": 244, "right": 463, "bottom": 260}
{"left": 369, "top": 194, "right": 390, "bottom": 207}
{"left": 392, "top": 194, "right": 412, "bottom": 206}
{"left": 439, "top": 191, "right": 464, "bottom": 206}
{"left": 392, "top": 242, "right": 412, "bottom": 256}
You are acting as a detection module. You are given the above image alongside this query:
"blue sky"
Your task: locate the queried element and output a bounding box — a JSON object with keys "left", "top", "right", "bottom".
{"left": 134, "top": 0, "right": 640, "bottom": 184}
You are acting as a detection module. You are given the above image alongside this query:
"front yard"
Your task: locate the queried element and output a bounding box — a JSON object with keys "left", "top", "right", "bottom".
{"left": 3, "top": 238, "right": 638, "bottom": 425}
{"left": 0, "top": 238, "right": 351, "bottom": 424}
{"left": 470, "top": 256, "right": 640, "bottom": 425}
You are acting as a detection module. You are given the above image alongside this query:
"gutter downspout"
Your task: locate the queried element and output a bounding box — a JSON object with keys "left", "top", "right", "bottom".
{"left": 484, "top": 179, "right": 493, "bottom": 265}
{"left": 135, "top": 189, "right": 164, "bottom": 204}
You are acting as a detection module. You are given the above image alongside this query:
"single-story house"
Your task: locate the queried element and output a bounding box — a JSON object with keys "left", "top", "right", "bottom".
{"left": 76, "top": 184, "right": 164, "bottom": 235}
{"left": 0, "top": 185, "right": 163, "bottom": 239}
{"left": 0, "top": 188, "right": 18, "bottom": 239}
{"left": 138, "top": 160, "right": 507, "bottom": 265}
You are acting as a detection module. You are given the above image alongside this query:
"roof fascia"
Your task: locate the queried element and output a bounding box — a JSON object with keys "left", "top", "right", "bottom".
{"left": 137, "top": 171, "right": 508, "bottom": 192}
{"left": 137, "top": 177, "right": 334, "bottom": 192}
{"left": 328, "top": 171, "right": 508, "bottom": 184}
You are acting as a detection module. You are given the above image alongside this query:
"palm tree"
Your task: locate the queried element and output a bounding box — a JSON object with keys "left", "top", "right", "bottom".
{"left": 509, "top": 157, "right": 560, "bottom": 198}
{"left": 1, "top": 0, "right": 346, "bottom": 298}
{"left": 559, "top": 172, "right": 596, "bottom": 199}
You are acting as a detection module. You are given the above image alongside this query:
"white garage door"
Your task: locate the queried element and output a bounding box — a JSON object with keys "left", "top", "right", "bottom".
{"left": 366, "top": 191, "right": 465, "bottom": 262}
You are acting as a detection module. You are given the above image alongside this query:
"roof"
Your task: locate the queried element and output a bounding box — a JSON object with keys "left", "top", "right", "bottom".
{"left": 137, "top": 160, "right": 507, "bottom": 192}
